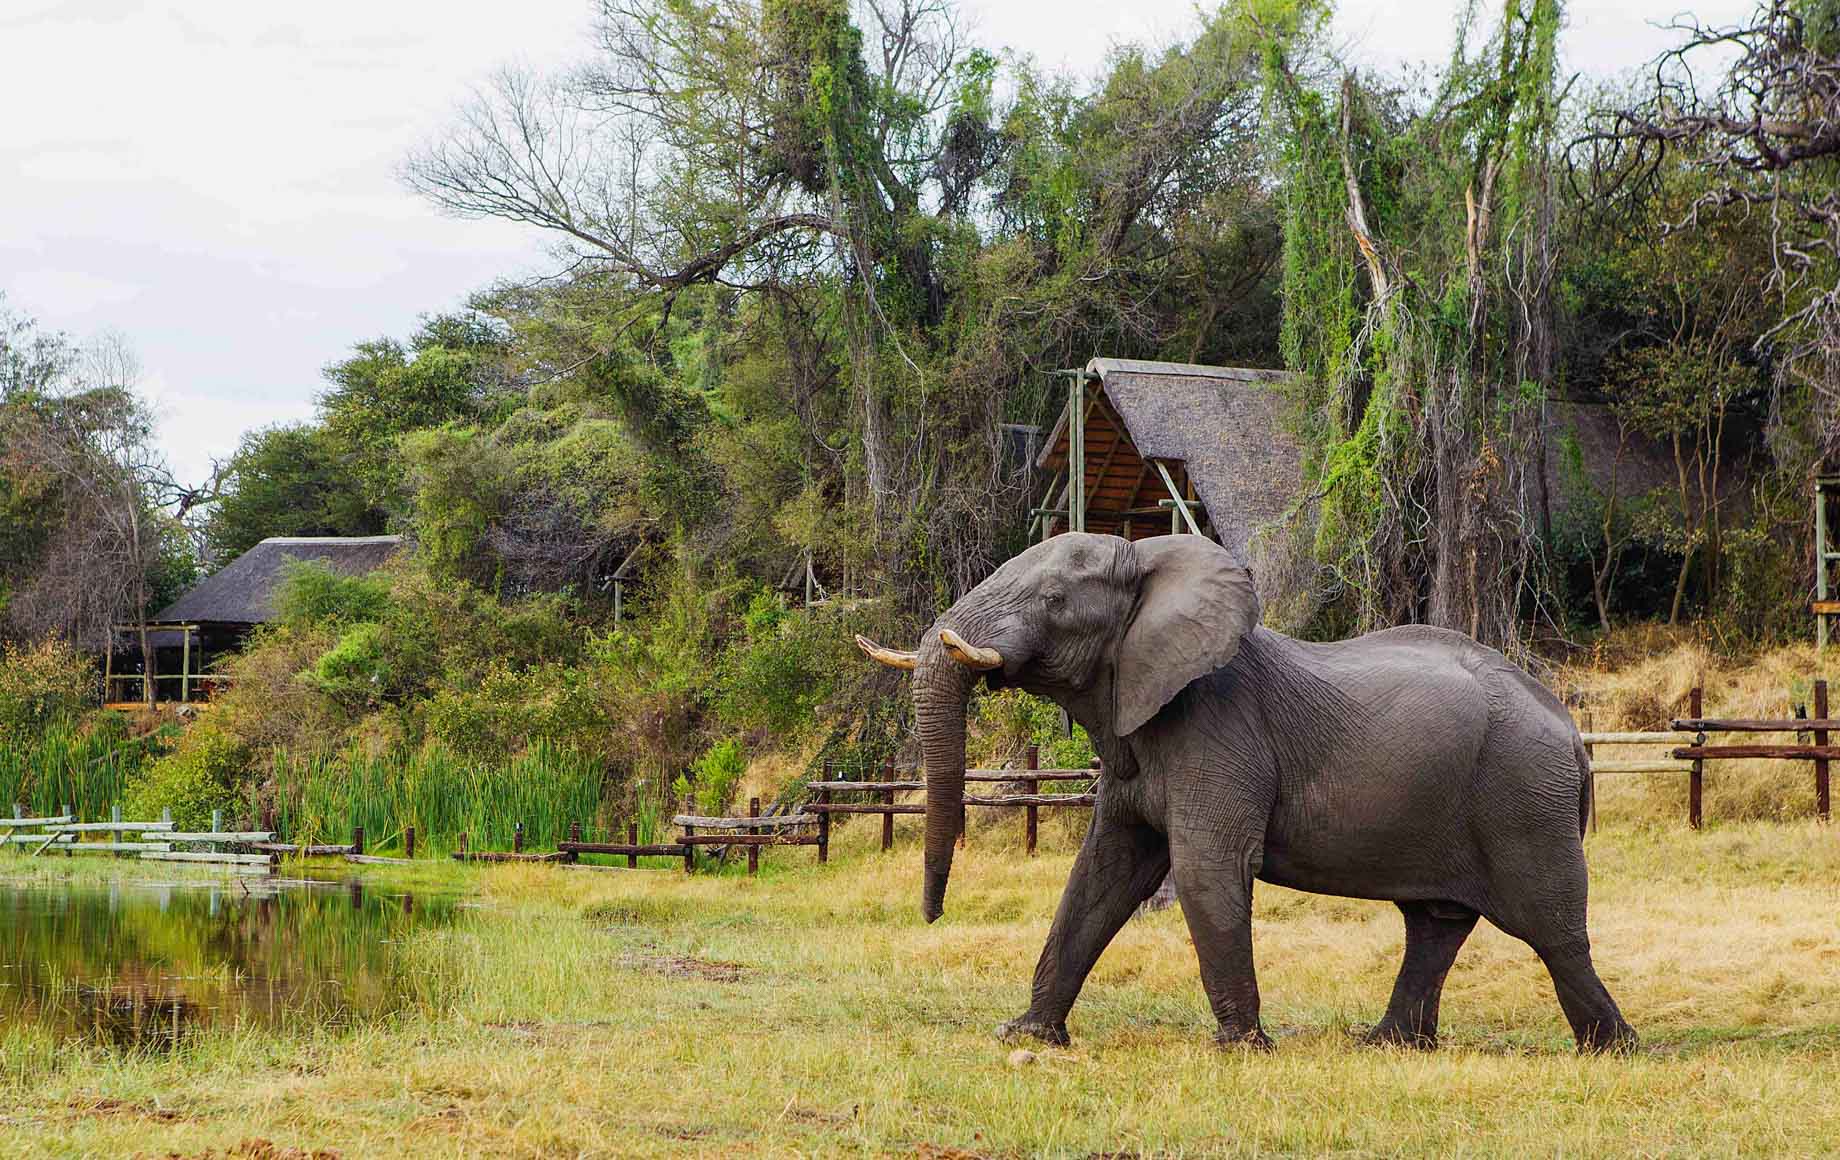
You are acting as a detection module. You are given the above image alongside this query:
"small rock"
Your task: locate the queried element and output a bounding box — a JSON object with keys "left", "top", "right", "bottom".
{"left": 1007, "top": 1048, "right": 1037, "bottom": 1067}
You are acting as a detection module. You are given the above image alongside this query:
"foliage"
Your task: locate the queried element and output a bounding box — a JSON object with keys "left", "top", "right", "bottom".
{"left": 271, "top": 739, "right": 604, "bottom": 853}
{"left": 205, "top": 424, "right": 384, "bottom": 561}
{"left": 121, "top": 725, "right": 246, "bottom": 830}
{"left": 272, "top": 559, "right": 393, "bottom": 629}
{"left": 0, "top": 638, "right": 94, "bottom": 747}
{"left": 971, "top": 687, "right": 1095, "bottom": 771}
{"left": 0, "top": 713, "right": 154, "bottom": 820}
{"left": 675, "top": 737, "right": 749, "bottom": 816}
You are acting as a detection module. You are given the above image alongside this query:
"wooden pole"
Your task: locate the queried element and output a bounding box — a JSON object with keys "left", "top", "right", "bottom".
{"left": 181, "top": 627, "right": 191, "bottom": 704}
{"left": 1819, "top": 479, "right": 1829, "bottom": 650}
{"left": 880, "top": 759, "right": 894, "bottom": 852}
{"left": 817, "top": 761, "right": 831, "bottom": 864}
{"left": 1815, "top": 679, "right": 1830, "bottom": 822}
{"left": 459, "top": 831, "right": 467, "bottom": 856}
{"left": 682, "top": 791, "right": 695, "bottom": 874}
{"left": 568, "top": 821, "right": 581, "bottom": 864}
{"left": 103, "top": 636, "right": 114, "bottom": 706}
{"left": 1025, "top": 744, "right": 1040, "bottom": 855}
{"left": 513, "top": 822, "right": 524, "bottom": 854}
{"left": 1689, "top": 686, "right": 1704, "bottom": 830}
{"left": 747, "top": 797, "right": 760, "bottom": 876}
{"left": 627, "top": 822, "right": 639, "bottom": 869}
{"left": 405, "top": 825, "right": 415, "bottom": 860}
{"left": 352, "top": 824, "right": 365, "bottom": 856}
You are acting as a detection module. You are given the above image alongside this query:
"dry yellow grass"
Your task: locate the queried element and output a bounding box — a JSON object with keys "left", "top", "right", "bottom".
{"left": 1558, "top": 628, "right": 1839, "bottom": 824}
{"left": 7, "top": 806, "right": 1840, "bottom": 1158}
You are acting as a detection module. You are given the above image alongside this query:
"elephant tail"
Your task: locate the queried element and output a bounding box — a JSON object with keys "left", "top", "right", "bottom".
{"left": 1574, "top": 734, "right": 1594, "bottom": 839}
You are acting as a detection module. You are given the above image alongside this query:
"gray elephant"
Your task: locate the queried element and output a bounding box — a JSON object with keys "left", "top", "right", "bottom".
{"left": 857, "top": 532, "right": 1635, "bottom": 1053}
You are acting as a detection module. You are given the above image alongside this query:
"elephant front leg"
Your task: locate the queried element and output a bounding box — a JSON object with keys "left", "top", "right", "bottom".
{"left": 1170, "top": 831, "right": 1269, "bottom": 1049}
{"left": 998, "top": 812, "right": 1170, "bottom": 1047}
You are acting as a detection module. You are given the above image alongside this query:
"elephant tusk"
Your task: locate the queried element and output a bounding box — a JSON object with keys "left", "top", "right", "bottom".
{"left": 939, "top": 628, "right": 1002, "bottom": 670}
{"left": 855, "top": 634, "right": 918, "bottom": 670}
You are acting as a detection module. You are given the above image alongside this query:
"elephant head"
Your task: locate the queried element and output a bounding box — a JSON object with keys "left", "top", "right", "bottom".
{"left": 856, "top": 532, "right": 1260, "bottom": 922}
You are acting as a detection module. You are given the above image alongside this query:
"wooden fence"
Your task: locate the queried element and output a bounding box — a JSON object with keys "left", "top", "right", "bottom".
{"left": 2, "top": 804, "right": 278, "bottom": 871}
{"left": 1583, "top": 679, "right": 1835, "bottom": 829}
{"left": 805, "top": 745, "right": 1096, "bottom": 856}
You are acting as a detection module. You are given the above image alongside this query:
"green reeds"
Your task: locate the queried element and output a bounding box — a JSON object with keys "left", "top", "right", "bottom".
{"left": 0, "top": 719, "right": 163, "bottom": 819}
{"left": 269, "top": 741, "right": 606, "bottom": 854}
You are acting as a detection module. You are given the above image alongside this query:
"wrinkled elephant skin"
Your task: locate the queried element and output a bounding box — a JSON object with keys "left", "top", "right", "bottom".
{"left": 860, "top": 532, "right": 1636, "bottom": 1055}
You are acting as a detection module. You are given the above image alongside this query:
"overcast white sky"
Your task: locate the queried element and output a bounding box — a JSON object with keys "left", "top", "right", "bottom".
{"left": 1, "top": 0, "right": 1751, "bottom": 485}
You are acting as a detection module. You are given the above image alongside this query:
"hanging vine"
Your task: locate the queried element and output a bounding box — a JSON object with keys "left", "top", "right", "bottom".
{"left": 1264, "top": 0, "right": 1563, "bottom": 650}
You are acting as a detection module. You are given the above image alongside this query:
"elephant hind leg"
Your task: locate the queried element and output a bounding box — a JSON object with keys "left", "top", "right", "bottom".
{"left": 1535, "top": 941, "right": 1637, "bottom": 1054}
{"left": 1363, "top": 901, "right": 1477, "bottom": 1049}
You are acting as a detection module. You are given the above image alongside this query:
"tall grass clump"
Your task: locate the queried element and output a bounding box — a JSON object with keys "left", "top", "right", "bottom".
{"left": 271, "top": 740, "right": 604, "bottom": 853}
{"left": 0, "top": 718, "right": 163, "bottom": 819}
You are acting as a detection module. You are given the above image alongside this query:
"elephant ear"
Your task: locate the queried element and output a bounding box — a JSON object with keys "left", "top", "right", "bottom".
{"left": 1113, "top": 535, "right": 1260, "bottom": 737}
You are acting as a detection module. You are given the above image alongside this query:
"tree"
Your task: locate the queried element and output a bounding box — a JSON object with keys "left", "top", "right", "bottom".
{"left": 1591, "top": 0, "right": 1840, "bottom": 466}
{"left": 405, "top": 0, "right": 1289, "bottom": 614}
{"left": 1264, "top": 0, "right": 1566, "bottom": 649}
{"left": 318, "top": 313, "right": 516, "bottom": 512}
{"left": 205, "top": 423, "right": 386, "bottom": 562}
{"left": 0, "top": 335, "right": 173, "bottom": 700}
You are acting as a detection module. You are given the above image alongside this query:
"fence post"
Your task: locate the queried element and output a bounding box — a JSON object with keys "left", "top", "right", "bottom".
{"left": 1581, "top": 711, "right": 1596, "bottom": 834}
{"left": 817, "top": 760, "right": 831, "bottom": 865}
{"left": 747, "top": 797, "right": 761, "bottom": 877}
{"left": 405, "top": 825, "right": 416, "bottom": 860}
{"left": 1689, "top": 686, "right": 1704, "bottom": 830}
{"left": 63, "top": 804, "right": 72, "bottom": 858}
{"left": 682, "top": 790, "right": 695, "bottom": 875}
{"left": 513, "top": 822, "right": 524, "bottom": 855}
{"left": 1024, "top": 744, "right": 1040, "bottom": 855}
{"left": 880, "top": 759, "right": 894, "bottom": 852}
{"left": 1816, "top": 679, "right": 1831, "bottom": 822}
{"left": 626, "top": 822, "right": 638, "bottom": 868}
{"left": 567, "top": 821, "right": 581, "bottom": 864}
{"left": 459, "top": 831, "right": 468, "bottom": 858}
{"left": 112, "top": 804, "right": 123, "bottom": 859}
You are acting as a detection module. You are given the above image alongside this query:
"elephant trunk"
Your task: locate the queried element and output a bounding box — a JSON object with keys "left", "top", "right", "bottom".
{"left": 914, "top": 644, "right": 978, "bottom": 923}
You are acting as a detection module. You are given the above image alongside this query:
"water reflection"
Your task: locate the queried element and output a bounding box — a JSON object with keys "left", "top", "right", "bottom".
{"left": 0, "top": 876, "right": 455, "bottom": 1051}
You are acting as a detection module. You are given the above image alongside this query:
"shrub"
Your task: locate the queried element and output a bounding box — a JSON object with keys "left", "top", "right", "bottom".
{"left": 972, "top": 687, "right": 1095, "bottom": 771}
{"left": 716, "top": 594, "right": 849, "bottom": 736}
{"left": 0, "top": 639, "right": 94, "bottom": 746}
{"left": 676, "top": 737, "right": 747, "bottom": 815}
{"left": 272, "top": 558, "right": 392, "bottom": 629}
{"left": 300, "top": 622, "right": 394, "bottom": 710}
{"left": 122, "top": 726, "right": 247, "bottom": 829}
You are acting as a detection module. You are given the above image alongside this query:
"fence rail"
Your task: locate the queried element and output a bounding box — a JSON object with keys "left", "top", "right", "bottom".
{"left": 1581, "top": 679, "right": 1833, "bottom": 828}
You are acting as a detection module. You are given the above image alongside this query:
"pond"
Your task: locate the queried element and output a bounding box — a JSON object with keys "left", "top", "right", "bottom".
{"left": 0, "top": 875, "right": 458, "bottom": 1051}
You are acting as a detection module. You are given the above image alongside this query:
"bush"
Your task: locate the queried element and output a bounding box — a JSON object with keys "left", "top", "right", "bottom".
{"left": 972, "top": 687, "right": 1096, "bottom": 771}
{"left": 122, "top": 726, "right": 247, "bottom": 829}
{"left": 300, "top": 622, "right": 394, "bottom": 709}
{"left": 272, "top": 558, "right": 392, "bottom": 629}
{"left": 676, "top": 737, "right": 747, "bottom": 815}
{"left": 0, "top": 639, "right": 94, "bottom": 746}
{"left": 716, "top": 593, "right": 849, "bottom": 736}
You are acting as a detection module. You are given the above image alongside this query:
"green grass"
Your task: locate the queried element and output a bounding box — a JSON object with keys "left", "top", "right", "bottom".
{"left": 0, "top": 719, "right": 167, "bottom": 820}
{"left": 6, "top": 810, "right": 1840, "bottom": 1156}
{"left": 269, "top": 740, "right": 606, "bottom": 854}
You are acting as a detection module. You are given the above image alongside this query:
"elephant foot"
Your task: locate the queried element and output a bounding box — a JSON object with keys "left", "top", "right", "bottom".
{"left": 1360, "top": 1021, "right": 1438, "bottom": 1051}
{"left": 996, "top": 1016, "right": 1069, "bottom": 1047}
{"left": 1576, "top": 1021, "right": 1639, "bottom": 1056}
{"left": 1212, "top": 1024, "right": 1273, "bottom": 1052}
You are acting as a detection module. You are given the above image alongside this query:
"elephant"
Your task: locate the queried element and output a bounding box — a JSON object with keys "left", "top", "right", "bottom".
{"left": 856, "top": 531, "right": 1635, "bottom": 1054}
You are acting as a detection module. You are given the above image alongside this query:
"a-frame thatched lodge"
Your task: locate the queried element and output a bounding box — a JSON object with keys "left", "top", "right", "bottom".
{"left": 1030, "top": 358, "right": 1304, "bottom": 581}
{"left": 108, "top": 535, "right": 404, "bottom": 704}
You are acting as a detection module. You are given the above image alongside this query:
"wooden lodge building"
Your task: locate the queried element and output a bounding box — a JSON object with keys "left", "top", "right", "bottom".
{"left": 107, "top": 535, "right": 404, "bottom": 704}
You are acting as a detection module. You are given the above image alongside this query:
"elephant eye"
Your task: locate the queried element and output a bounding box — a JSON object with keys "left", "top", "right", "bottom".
{"left": 1044, "top": 591, "right": 1066, "bottom": 610}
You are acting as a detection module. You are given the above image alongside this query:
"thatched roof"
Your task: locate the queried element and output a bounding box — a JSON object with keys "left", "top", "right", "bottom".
{"left": 151, "top": 536, "right": 405, "bottom": 626}
{"left": 1035, "top": 359, "right": 1303, "bottom": 559}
